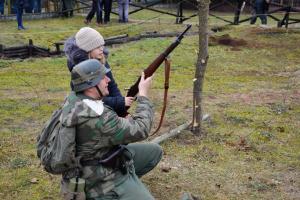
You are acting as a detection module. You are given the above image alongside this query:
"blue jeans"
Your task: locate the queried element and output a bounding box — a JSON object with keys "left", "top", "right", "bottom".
{"left": 25, "top": 0, "right": 41, "bottom": 13}
{"left": 0, "top": 0, "right": 4, "bottom": 15}
{"left": 16, "top": 6, "right": 24, "bottom": 28}
{"left": 86, "top": 0, "right": 103, "bottom": 23}
{"left": 32, "top": 0, "right": 41, "bottom": 13}
{"left": 118, "top": 0, "right": 129, "bottom": 22}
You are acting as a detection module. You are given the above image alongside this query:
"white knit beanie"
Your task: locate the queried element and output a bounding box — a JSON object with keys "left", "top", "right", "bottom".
{"left": 75, "top": 27, "right": 105, "bottom": 52}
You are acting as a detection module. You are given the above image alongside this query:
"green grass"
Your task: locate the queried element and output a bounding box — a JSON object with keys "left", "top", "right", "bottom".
{"left": 0, "top": 9, "right": 300, "bottom": 200}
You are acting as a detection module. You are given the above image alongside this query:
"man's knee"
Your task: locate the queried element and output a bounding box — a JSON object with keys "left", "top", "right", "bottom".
{"left": 151, "top": 143, "right": 163, "bottom": 163}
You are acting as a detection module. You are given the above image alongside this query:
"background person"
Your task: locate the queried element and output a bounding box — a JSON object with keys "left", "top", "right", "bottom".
{"left": 84, "top": 0, "right": 103, "bottom": 25}
{"left": 103, "top": 0, "right": 112, "bottom": 23}
{"left": 118, "top": 0, "right": 129, "bottom": 23}
{"left": 32, "top": 0, "right": 41, "bottom": 13}
{"left": 0, "top": 0, "right": 4, "bottom": 15}
{"left": 61, "top": 0, "right": 74, "bottom": 17}
{"left": 250, "top": 0, "right": 269, "bottom": 25}
{"left": 15, "top": 0, "right": 26, "bottom": 30}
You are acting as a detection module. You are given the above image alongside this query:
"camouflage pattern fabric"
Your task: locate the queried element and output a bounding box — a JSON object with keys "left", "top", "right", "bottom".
{"left": 87, "top": 171, "right": 155, "bottom": 200}
{"left": 60, "top": 91, "right": 154, "bottom": 198}
{"left": 61, "top": 179, "right": 86, "bottom": 200}
{"left": 37, "top": 97, "right": 79, "bottom": 176}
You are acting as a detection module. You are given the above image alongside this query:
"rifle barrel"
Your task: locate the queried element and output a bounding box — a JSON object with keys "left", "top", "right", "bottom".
{"left": 125, "top": 25, "right": 192, "bottom": 100}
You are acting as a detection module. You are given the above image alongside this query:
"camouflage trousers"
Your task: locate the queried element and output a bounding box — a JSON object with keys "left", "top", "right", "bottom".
{"left": 126, "top": 142, "right": 163, "bottom": 178}
{"left": 87, "top": 142, "right": 163, "bottom": 200}
{"left": 62, "top": 143, "right": 162, "bottom": 200}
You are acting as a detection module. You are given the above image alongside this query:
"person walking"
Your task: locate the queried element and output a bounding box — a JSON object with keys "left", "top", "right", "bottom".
{"left": 15, "top": 0, "right": 26, "bottom": 30}
{"left": 85, "top": 0, "right": 103, "bottom": 25}
{"left": 118, "top": 0, "right": 129, "bottom": 23}
{"left": 61, "top": 0, "right": 74, "bottom": 17}
{"left": 60, "top": 59, "right": 162, "bottom": 199}
{"left": 250, "top": 0, "right": 269, "bottom": 25}
{"left": 64, "top": 27, "right": 135, "bottom": 116}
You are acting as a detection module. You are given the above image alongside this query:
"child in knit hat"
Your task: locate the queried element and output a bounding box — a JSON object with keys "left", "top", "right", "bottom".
{"left": 64, "top": 27, "right": 134, "bottom": 117}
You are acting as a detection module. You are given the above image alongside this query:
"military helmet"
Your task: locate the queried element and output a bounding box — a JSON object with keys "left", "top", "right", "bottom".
{"left": 71, "top": 59, "right": 109, "bottom": 92}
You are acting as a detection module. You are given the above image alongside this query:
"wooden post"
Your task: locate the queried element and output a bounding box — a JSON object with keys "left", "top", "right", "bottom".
{"left": 0, "top": 44, "right": 4, "bottom": 56}
{"left": 176, "top": 2, "right": 183, "bottom": 24}
{"left": 8, "top": 0, "right": 11, "bottom": 14}
{"left": 234, "top": 0, "right": 244, "bottom": 25}
{"left": 55, "top": 43, "right": 60, "bottom": 53}
{"left": 285, "top": 6, "right": 291, "bottom": 28}
{"left": 28, "top": 39, "right": 33, "bottom": 57}
{"left": 45, "top": 0, "right": 49, "bottom": 12}
{"left": 278, "top": 6, "right": 291, "bottom": 28}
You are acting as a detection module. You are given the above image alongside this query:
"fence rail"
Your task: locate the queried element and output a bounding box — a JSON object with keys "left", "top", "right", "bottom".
{"left": 0, "top": 39, "right": 61, "bottom": 59}
{"left": 272, "top": 0, "right": 300, "bottom": 7}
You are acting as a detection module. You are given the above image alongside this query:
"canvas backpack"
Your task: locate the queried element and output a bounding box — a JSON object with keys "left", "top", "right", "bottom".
{"left": 37, "top": 106, "right": 79, "bottom": 175}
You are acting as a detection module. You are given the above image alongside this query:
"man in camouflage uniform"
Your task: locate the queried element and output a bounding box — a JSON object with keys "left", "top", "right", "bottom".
{"left": 61, "top": 59, "right": 162, "bottom": 199}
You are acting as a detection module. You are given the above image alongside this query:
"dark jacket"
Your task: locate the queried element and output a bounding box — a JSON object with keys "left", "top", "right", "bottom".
{"left": 64, "top": 37, "right": 126, "bottom": 116}
{"left": 103, "top": 62, "right": 126, "bottom": 115}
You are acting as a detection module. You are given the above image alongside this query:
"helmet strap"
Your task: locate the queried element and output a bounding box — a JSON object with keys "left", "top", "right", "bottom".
{"left": 95, "top": 85, "right": 103, "bottom": 99}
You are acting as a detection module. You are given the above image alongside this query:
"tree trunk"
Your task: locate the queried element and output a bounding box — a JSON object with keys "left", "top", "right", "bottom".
{"left": 192, "top": 0, "right": 210, "bottom": 136}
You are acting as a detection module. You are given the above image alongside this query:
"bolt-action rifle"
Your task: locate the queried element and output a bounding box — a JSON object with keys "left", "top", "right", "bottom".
{"left": 123, "top": 24, "right": 192, "bottom": 115}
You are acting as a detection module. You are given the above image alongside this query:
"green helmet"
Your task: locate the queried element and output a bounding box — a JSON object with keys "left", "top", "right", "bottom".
{"left": 71, "top": 59, "right": 108, "bottom": 92}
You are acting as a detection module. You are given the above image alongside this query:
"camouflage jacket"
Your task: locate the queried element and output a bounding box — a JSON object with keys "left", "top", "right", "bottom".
{"left": 60, "top": 92, "right": 154, "bottom": 198}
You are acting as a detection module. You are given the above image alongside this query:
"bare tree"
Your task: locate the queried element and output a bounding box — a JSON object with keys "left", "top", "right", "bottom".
{"left": 192, "top": 0, "right": 210, "bottom": 136}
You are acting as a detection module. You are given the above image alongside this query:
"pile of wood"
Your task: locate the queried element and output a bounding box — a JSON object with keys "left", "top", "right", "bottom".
{"left": 0, "top": 39, "right": 61, "bottom": 59}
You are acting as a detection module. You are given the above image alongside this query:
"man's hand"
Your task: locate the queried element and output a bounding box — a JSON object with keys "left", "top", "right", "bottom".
{"left": 125, "top": 97, "right": 135, "bottom": 107}
{"left": 138, "top": 72, "right": 152, "bottom": 97}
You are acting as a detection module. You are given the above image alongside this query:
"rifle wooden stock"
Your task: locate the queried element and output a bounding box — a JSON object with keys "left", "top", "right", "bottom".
{"left": 126, "top": 24, "right": 192, "bottom": 98}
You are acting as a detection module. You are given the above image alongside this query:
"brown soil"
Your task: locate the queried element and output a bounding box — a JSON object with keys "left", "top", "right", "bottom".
{"left": 210, "top": 34, "right": 247, "bottom": 47}
{"left": 222, "top": 89, "right": 300, "bottom": 105}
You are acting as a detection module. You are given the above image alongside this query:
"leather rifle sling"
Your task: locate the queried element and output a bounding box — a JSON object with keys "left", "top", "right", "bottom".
{"left": 151, "top": 58, "right": 171, "bottom": 136}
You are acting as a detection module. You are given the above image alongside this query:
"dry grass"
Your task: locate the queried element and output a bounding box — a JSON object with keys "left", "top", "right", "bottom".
{"left": 0, "top": 11, "right": 300, "bottom": 200}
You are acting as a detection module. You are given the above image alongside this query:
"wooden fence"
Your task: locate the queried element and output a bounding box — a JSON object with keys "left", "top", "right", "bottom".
{"left": 272, "top": 0, "right": 300, "bottom": 7}
{"left": 0, "top": 39, "right": 61, "bottom": 59}
{"left": 0, "top": 31, "right": 198, "bottom": 59}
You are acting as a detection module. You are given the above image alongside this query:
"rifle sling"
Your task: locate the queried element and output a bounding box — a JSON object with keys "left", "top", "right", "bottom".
{"left": 151, "top": 58, "right": 171, "bottom": 136}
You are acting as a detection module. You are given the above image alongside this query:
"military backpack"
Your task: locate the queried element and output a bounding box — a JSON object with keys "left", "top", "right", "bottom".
{"left": 37, "top": 106, "right": 79, "bottom": 175}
